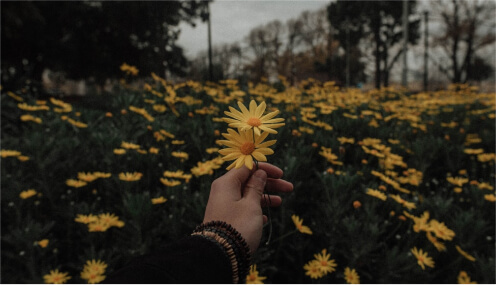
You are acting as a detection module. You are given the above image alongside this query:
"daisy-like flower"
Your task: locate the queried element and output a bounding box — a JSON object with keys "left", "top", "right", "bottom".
{"left": 223, "top": 100, "right": 285, "bottom": 136}
{"left": 410, "top": 247, "right": 435, "bottom": 270}
{"left": 246, "top": 264, "right": 267, "bottom": 284}
{"left": 484, "top": 194, "right": 496, "bottom": 202}
{"left": 82, "top": 259, "right": 107, "bottom": 276}
{"left": 218, "top": 128, "right": 276, "bottom": 170}
{"left": 366, "top": 188, "right": 387, "bottom": 201}
{"left": 77, "top": 172, "right": 99, "bottom": 182}
{"left": 80, "top": 270, "right": 106, "bottom": 284}
{"left": 160, "top": 178, "right": 182, "bottom": 187}
{"left": 447, "top": 176, "right": 469, "bottom": 187}
{"left": 151, "top": 196, "right": 168, "bottom": 204}
{"left": 344, "top": 267, "right": 360, "bottom": 284}
{"left": 0, "top": 149, "right": 22, "bottom": 157}
{"left": 428, "top": 220, "right": 455, "bottom": 241}
{"left": 88, "top": 220, "right": 111, "bottom": 232}
{"left": 43, "top": 269, "right": 71, "bottom": 284}
{"left": 304, "top": 260, "right": 323, "bottom": 279}
{"left": 37, "top": 239, "right": 49, "bottom": 248}
{"left": 313, "top": 249, "right": 337, "bottom": 275}
{"left": 75, "top": 214, "right": 98, "bottom": 224}
{"left": 20, "top": 189, "right": 37, "bottom": 199}
{"left": 291, "top": 214, "right": 313, "bottom": 235}
{"left": 457, "top": 271, "right": 477, "bottom": 284}
{"left": 98, "top": 213, "right": 124, "bottom": 228}
{"left": 119, "top": 172, "right": 143, "bottom": 181}
{"left": 66, "top": 179, "right": 88, "bottom": 188}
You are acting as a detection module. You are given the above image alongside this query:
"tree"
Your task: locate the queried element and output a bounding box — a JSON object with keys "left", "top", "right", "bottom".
{"left": 328, "top": 0, "right": 420, "bottom": 88}
{"left": 430, "top": 0, "right": 496, "bottom": 83}
{"left": 1, "top": 1, "right": 208, "bottom": 90}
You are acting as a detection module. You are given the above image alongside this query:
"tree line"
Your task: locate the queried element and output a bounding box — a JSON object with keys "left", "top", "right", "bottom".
{"left": 1, "top": 0, "right": 494, "bottom": 92}
{"left": 189, "top": 0, "right": 495, "bottom": 89}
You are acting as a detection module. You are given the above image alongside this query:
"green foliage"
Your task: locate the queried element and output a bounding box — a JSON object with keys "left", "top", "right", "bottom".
{"left": 1, "top": 78, "right": 494, "bottom": 284}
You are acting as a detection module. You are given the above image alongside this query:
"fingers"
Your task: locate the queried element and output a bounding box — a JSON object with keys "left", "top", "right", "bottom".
{"left": 266, "top": 178, "right": 293, "bottom": 193}
{"left": 261, "top": 194, "right": 282, "bottom": 207}
{"left": 255, "top": 162, "right": 283, "bottom": 179}
{"left": 242, "top": 169, "right": 267, "bottom": 202}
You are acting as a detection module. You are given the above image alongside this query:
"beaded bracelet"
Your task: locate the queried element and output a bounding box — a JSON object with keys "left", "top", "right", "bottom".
{"left": 192, "top": 221, "right": 251, "bottom": 283}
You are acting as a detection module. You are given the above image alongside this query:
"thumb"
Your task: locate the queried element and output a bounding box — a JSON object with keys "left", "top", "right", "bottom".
{"left": 243, "top": 169, "right": 267, "bottom": 202}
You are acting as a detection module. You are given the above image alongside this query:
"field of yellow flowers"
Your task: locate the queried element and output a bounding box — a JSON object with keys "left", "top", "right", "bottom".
{"left": 1, "top": 70, "right": 495, "bottom": 283}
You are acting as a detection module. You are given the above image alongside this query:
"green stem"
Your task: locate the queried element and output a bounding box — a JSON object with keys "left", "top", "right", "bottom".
{"left": 270, "top": 229, "right": 298, "bottom": 244}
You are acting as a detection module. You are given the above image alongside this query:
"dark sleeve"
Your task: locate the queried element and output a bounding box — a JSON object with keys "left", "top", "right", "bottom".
{"left": 104, "top": 235, "right": 233, "bottom": 284}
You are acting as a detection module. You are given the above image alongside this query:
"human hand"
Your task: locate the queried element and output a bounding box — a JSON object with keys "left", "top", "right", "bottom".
{"left": 203, "top": 162, "right": 293, "bottom": 253}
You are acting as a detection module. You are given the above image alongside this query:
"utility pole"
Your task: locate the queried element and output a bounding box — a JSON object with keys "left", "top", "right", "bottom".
{"left": 423, "top": 11, "right": 429, "bottom": 91}
{"left": 207, "top": 2, "right": 213, "bottom": 81}
{"left": 401, "top": 0, "right": 409, "bottom": 87}
{"left": 345, "top": 18, "right": 350, "bottom": 88}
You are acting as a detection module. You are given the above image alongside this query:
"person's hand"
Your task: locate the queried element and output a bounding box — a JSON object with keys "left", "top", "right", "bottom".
{"left": 203, "top": 162, "right": 293, "bottom": 253}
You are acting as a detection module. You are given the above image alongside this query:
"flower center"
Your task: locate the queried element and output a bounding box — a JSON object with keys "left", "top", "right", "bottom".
{"left": 247, "top": 117, "right": 262, "bottom": 127}
{"left": 240, "top": 142, "right": 255, "bottom": 155}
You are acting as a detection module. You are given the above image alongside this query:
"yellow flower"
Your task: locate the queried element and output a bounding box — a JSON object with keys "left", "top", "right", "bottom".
{"left": 218, "top": 128, "right": 276, "bottom": 170}
{"left": 93, "top": 172, "right": 111, "bottom": 179}
{"left": 313, "top": 249, "right": 337, "bottom": 275}
{"left": 17, "top": 103, "right": 49, "bottom": 111}
{"left": 149, "top": 147, "right": 160, "bottom": 154}
{"left": 410, "top": 247, "right": 435, "bottom": 270}
{"left": 113, "top": 148, "right": 126, "bottom": 155}
{"left": 119, "top": 172, "right": 143, "bottom": 181}
{"left": 344, "top": 267, "right": 360, "bottom": 284}
{"left": 484, "top": 194, "right": 496, "bottom": 202}
{"left": 20, "top": 114, "right": 42, "bottom": 124}
{"left": 291, "top": 214, "right": 313, "bottom": 235}
{"left": 1, "top": 149, "right": 22, "bottom": 157}
{"left": 151, "top": 196, "right": 168, "bottom": 204}
{"left": 477, "top": 153, "right": 495, "bottom": 163}
{"left": 121, "top": 141, "right": 140, "bottom": 149}
{"left": 464, "top": 148, "right": 484, "bottom": 155}
{"left": 66, "top": 117, "right": 88, "bottom": 128}
{"left": 120, "top": 63, "right": 139, "bottom": 76}
{"left": 153, "top": 104, "right": 167, "bottom": 113}
{"left": 172, "top": 151, "right": 189, "bottom": 161}
{"left": 43, "top": 269, "right": 71, "bottom": 284}
{"left": 447, "top": 176, "right": 469, "bottom": 187}
{"left": 98, "top": 213, "right": 124, "bottom": 228}
{"left": 455, "top": 245, "right": 476, "bottom": 262}
{"left": 37, "top": 239, "right": 49, "bottom": 248}
{"left": 457, "top": 271, "right": 477, "bottom": 284}
{"left": 66, "top": 179, "right": 88, "bottom": 188}
{"left": 338, "top": 137, "right": 355, "bottom": 144}
{"left": 20, "top": 189, "right": 37, "bottom": 199}
{"left": 426, "top": 232, "right": 446, "bottom": 252}
{"left": 18, "top": 155, "right": 30, "bottom": 161}
{"left": 304, "top": 260, "right": 323, "bottom": 279}
{"left": 223, "top": 100, "right": 285, "bottom": 136}
{"left": 82, "top": 259, "right": 107, "bottom": 276}
{"left": 77, "top": 172, "right": 99, "bottom": 182}
{"left": 160, "top": 178, "right": 182, "bottom": 187}
{"left": 246, "top": 264, "right": 267, "bottom": 284}
{"left": 428, "top": 220, "right": 455, "bottom": 241}
{"left": 365, "top": 188, "right": 387, "bottom": 201}
{"left": 388, "top": 194, "right": 416, "bottom": 210}
{"left": 477, "top": 182, "right": 494, "bottom": 190}
{"left": 163, "top": 170, "right": 192, "bottom": 182}
{"left": 75, "top": 214, "right": 99, "bottom": 224}
{"left": 80, "top": 270, "right": 106, "bottom": 284}
{"left": 7, "top": 91, "right": 23, "bottom": 101}
{"left": 206, "top": 147, "right": 219, "bottom": 154}
{"left": 88, "top": 220, "right": 111, "bottom": 232}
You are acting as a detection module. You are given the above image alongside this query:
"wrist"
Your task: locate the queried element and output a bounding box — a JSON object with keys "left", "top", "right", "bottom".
{"left": 192, "top": 221, "right": 251, "bottom": 283}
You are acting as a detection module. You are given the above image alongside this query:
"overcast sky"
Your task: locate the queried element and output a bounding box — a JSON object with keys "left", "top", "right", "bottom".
{"left": 177, "top": 0, "right": 329, "bottom": 58}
